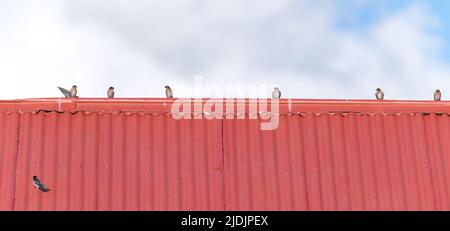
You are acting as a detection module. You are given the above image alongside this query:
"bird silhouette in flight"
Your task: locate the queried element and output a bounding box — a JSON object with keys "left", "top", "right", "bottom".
{"left": 33, "top": 176, "right": 50, "bottom": 192}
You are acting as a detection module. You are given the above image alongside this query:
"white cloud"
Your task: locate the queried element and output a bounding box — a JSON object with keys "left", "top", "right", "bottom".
{"left": 0, "top": 0, "right": 448, "bottom": 100}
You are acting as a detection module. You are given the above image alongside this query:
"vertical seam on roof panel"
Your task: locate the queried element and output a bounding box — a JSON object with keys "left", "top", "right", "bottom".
{"left": 347, "top": 116, "right": 356, "bottom": 210}
{"left": 202, "top": 120, "right": 210, "bottom": 210}
{"left": 81, "top": 115, "right": 86, "bottom": 211}
{"left": 381, "top": 115, "right": 393, "bottom": 210}
{"left": 52, "top": 113, "right": 59, "bottom": 211}
{"left": 394, "top": 115, "right": 407, "bottom": 210}
{"left": 162, "top": 116, "right": 168, "bottom": 209}
{"left": 299, "top": 116, "right": 310, "bottom": 210}
{"left": 36, "top": 115, "right": 43, "bottom": 211}
{"left": 67, "top": 115, "right": 73, "bottom": 210}
{"left": 326, "top": 115, "right": 338, "bottom": 210}
{"left": 258, "top": 120, "right": 268, "bottom": 210}
{"left": 383, "top": 115, "right": 396, "bottom": 210}
{"left": 430, "top": 115, "right": 445, "bottom": 210}
{"left": 95, "top": 115, "right": 100, "bottom": 211}
{"left": 342, "top": 116, "right": 351, "bottom": 210}
{"left": 150, "top": 116, "right": 155, "bottom": 210}
{"left": 244, "top": 121, "right": 252, "bottom": 210}
{"left": 285, "top": 117, "right": 295, "bottom": 210}
{"left": 121, "top": 115, "right": 126, "bottom": 210}
{"left": 11, "top": 113, "right": 21, "bottom": 211}
{"left": 166, "top": 119, "right": 174, "bottom": 209}
{"left": 136, "top": 117, "right": 141, "bottom": 211}
{"left": 367, "top": 116, "right": 380, "bottom": 210}
{"left": 37, "top": 115, "right": 44, "bottom": 210}
{"left": 408, "top": 115, "right": 422, "bottom": 210}
{"left": 221, "top": 119, "right": 225, "bottom": 211}
{"left": 94, "top": 114, "right": 101, "bottom": 211}
{"left": 336, "top": 115, "right": 352, "bottom": 210}
{"left": 172, "top": 116, "right": 179, "bottom": 210}
{"left": 436, "top": 116, "right": 450, "bottom": 209}
{"left": 422, "top": 115, "right": 436, "bottom": 210}
{"left": 400, "top": 114, "right": 416, "bottom": 210}
{"left": 0, "top": 114, "right": 4, "bottom": 208}
{"left": 65, "top": 114, "right": 72, "bottom": 210}
{"left": 121, "top": 115, "right": 127, "bottom": 210}
{"left": 312, "top": 115, "right": 324, "bottom": 210}
{"left": 107, "top": 115, "right": 112, "bottom": 211}
{"left": 271, "top": 125, "right": 280, "bottom": 210}
{"left": 190, "top": 119, "right": 197, "bottom": 209}
{"left": 231, "top": 120, "right": 239, "bottom": 210}
{"left": 354, "top": 116, "right": 365, "bottom": 210}
{"left": 442, "top": 117, "right": 450, "bottom": 209}
{"left": 422, "top": 115, "right": 437, "bottom": 209}
{"left": 340, "top": 116, "right": 351, "bottom": 210}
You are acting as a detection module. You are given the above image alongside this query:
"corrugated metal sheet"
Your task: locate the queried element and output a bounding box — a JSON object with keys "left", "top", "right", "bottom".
{"left": 0, "top": 112, "right": 19, "bottom": 210}
{"left": 1, "top": 98, "right": 450, "bottom": 210}
{"left": 223, "top": 113, "right": 450, "bottom": 210}
{"left": 13, "top": 111, "right": 223, "bottom": 211}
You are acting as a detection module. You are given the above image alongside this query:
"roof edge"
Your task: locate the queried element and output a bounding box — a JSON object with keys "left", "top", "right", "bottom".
{"left": 0, "top": 98, "right": 449, "bottom": 114}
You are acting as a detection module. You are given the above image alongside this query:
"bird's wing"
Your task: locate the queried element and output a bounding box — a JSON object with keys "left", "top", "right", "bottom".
{"left": 33, "top": 179, "right": 45, "bottom": 189}
{"left": 40, "top": 184, "right": 50, "bottom": 192}
{"left": 57, "top": 87, "right": 71, "bottom": 97}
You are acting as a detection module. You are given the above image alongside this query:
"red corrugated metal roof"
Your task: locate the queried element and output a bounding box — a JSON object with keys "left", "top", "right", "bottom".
{"left": 1, "top": 98, "right": 450, "bottom": 210}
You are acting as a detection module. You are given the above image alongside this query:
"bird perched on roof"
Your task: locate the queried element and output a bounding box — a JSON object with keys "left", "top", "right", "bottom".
{"left": 57, "top": 85, "right": 78, "bottom": 98}
{"left": 165, "top": 85, "right": 173, "bottom": 98}
{"left": 272, "top": 87, "right": 281, "bottom": 99}
{"left": 434, "top": 89, "right": 441, "bottom": 101}
{"left": 375, "top": 88, "right": 384, "bottom": 100}
{"left": 32, "top": 176, "right": 49, "bottom": 192}
{"left": 70, "top": 85, "right": 77, "bottom": 98}
{"left": 107, "top": 86, "right": 115, "bottom": 98}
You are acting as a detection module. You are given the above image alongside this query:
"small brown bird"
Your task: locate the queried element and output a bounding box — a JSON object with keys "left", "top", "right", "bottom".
{"left": 272, "top": 87, "right": 281, "bottom": 99}
{"left": 434, "top": 89, "right": 441, "bottom": 101}
{"left": 375, "top": 88, "right": 384, "bottom": 100}
{"left": 107, "top": 86, "right": 115, "bottom": 98}
{"left": 57, "top": 85, "right": 78, "bottom": 98}
{"left": 70, "top": 85, "right": 77, "bottom": 98}
{"left": 165, "top": 85, "right": 173, "bottom": 98}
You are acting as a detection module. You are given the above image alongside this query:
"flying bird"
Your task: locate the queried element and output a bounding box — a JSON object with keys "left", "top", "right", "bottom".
{"left": 375, "top": 88, "right": 384, "bottom": 100}
{"left": 272, "top": 87, "right": 281, "bottom": 99}
{"left": 107, "top": 86, "right": 115, "bottom": 98}
{"left": 434, "top": 89, "right": 441, "bottom": 101}
{"left": 32, "top": 176, "right": 49, "bottom": 192}
{"left": 165, "top": 85, "right": 173, "bottom": 98}
{"left": 57, "top": 85, "right": 78, "bottom": 98}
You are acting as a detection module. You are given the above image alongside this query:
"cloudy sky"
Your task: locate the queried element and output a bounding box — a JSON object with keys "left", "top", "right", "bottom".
{"left": 0, "top": 0, "right": 450, "bottom": 100}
